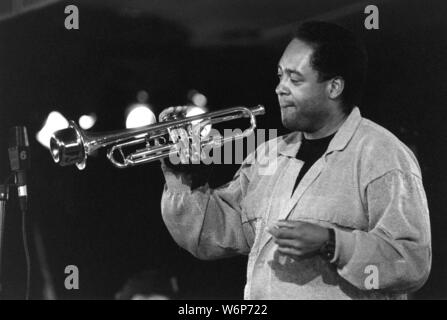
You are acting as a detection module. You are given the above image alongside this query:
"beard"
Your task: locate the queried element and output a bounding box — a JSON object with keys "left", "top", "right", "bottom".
{"left": 280, "top": 99, "right": 329, "bottom": 133}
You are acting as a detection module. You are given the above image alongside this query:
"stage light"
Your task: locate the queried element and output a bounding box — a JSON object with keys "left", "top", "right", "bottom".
{"left": 78, "top": 113, "right": 97, "bottom": 130}
{"left": 125, "top": 104, "right": 156, "bottom": 129}
{"left": 191, "top": 92, "right": 207, "bottom": 108}
{"left": 36, "top": 111, "right": 69, "bottom": 149}
{"left": 186, "top": 106, "right": 211, "bottom": 137}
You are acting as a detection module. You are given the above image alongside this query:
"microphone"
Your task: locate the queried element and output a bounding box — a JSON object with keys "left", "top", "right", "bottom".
{"left": 8, "top": 126, "right": 30, "bottom": 212}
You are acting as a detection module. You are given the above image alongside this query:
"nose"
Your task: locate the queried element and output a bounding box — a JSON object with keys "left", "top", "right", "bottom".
{"left": 275, "top": 81, "right": 290, "bottom": 96}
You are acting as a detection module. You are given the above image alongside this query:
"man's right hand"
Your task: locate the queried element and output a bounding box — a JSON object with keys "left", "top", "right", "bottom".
{"left": 158, "top": 106, "right": 210, "bottom": 173}
{"left": 158, "top": 106, "right": 212, "bottom": 188}
{"left": 159, "top": 106, "right": 198, "bottom": 165}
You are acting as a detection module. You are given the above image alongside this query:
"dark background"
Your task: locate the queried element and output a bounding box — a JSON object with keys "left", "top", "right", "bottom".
{"left": 0, "top": 0, "right": 446, "bottom": 299}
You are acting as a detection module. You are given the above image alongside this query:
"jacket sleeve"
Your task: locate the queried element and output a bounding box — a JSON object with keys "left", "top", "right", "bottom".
{"left": 160, "top": 159, "right": 253, "bottom": 260}
{"left": 333, "top": 169, "right": 432, "bottom": 293}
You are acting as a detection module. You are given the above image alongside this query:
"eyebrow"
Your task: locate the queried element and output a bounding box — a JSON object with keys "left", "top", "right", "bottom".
{"left": 277, "top": 66, "right": 304, "bottom": 77}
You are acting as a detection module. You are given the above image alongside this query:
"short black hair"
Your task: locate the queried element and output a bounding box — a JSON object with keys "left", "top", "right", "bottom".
{"left": 293, "top": 21, "right": 368, "bottom": 113}
{"left": 116, "top": 269, "right": 178, "bottom": 300}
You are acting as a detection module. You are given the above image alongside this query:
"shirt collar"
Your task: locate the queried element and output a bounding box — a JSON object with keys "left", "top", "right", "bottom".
{"left": 278, "top": 107, "right": 362, "bottom": 158}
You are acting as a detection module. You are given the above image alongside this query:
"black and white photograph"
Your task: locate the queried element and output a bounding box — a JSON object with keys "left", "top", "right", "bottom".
{"left": 0, "top": 0, "right": 446, "bottom": 305}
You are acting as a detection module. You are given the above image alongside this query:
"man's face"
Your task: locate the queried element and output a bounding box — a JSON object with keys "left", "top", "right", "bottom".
{"left": 276, "top": 38, "right": 331, "bottom": 132}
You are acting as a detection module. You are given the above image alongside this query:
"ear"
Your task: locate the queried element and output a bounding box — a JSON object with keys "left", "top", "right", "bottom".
{"left": 327, "top": 77, "right": 345, "bottom": 100}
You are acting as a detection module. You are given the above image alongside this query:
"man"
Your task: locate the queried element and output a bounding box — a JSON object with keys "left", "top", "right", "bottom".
{"left": 115, "top": 269, "right": 178, "bottom": 300}
{"left": 159, "top": 21, "right": 431, "bottom": 299}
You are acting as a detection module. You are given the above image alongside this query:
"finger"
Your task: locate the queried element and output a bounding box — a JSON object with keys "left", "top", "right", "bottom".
{"left": 178, "top": 145, "right": 188, "bottom": 164}
{"left": 274, "top": 238, "right": 302, "bottom": 249}
{"left": 266, "top": 225, "right": 280, "bottom": 237}
{"left": 277, "top": 246, "right": 303, "bottom": 257}
{"left": 190, "top": 134, "right": 201, "bottom": 163}
{"left": 159, "top": 107, "right": 175, "bottom": 122}
{"left": 178, "top": 128, "right": 190, "bottom": 164}
{"left": 174, "top": 106, "right": 188, "bottom": 114}
{"left": 276, "top": 220, "right": 303, "bottom": 228}
{"left": 178, "top": 144, "right": 189, "bottom": 164}
{"left": 180, "top": 149, "right": 190, "bottom": 164}
{"left": 197, "top": 120, "right": 211, "bottom": 139}
{"left": 169, "top": 128, "right": 179, "bottom": 143}
{"left": 169, "top": 128, "right": 184, "bottom": 161}
{"left": 191, "top": 122, "right": 202, "bottom": 136}
{"left": 270, "top": 227, "right": 299, "bottom": 239}
{"left": 178, "top": 127, "right": 189, "bottom": 143}
{"left": 190, "top": 124, "right": 202, "bottom": 143}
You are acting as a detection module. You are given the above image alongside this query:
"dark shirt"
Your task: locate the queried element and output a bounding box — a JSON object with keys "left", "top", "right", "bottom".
{"left": 292, "top": 133, "right": 336, "bottom": 193}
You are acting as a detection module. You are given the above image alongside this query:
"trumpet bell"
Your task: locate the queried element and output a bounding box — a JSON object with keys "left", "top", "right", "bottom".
{"left": 50, "top": 121, "right": 87, "bottom": 169}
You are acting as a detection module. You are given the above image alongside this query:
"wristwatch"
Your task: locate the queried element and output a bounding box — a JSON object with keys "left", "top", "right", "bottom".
{"left": 320, "top": 228, "right": 336, "bottom": 262}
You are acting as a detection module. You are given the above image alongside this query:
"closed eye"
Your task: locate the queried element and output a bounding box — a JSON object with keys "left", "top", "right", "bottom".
{"left": 291, "top": 79, "right": 302, "bottom": 84}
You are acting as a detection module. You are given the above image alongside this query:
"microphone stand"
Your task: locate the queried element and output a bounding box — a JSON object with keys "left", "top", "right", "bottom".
{"left": 0, "top": 181, "right": 10, "bottom": 296}
{"left": 6, "top": 126, "right": 31, "bottom": 299}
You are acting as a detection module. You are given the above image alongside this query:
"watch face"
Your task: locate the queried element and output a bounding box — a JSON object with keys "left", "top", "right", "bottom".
{"left": 321, "top": 229, "right": 336, "bottom": 261}
{"left": 321, "top": 243, "right": 335, "bottom": 261}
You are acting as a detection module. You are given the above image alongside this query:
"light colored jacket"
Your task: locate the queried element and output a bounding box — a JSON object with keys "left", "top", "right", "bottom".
{"left": 160, "top": 107, "right": 431, "bottom": 299}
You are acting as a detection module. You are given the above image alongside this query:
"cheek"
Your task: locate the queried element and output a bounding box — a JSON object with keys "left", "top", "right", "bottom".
{"left": 290, "top": 84, "right": 315, "bottom": 104}
{"left": 289, "top": 87, "right": 304, "bottom": 102}
{"left": 294, "top": 85, "right": 326, "bottom": 108}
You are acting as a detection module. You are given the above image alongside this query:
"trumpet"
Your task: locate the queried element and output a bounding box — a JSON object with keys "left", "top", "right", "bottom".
{"left": 49, "top": 105, "right": 265, "bottom": 170}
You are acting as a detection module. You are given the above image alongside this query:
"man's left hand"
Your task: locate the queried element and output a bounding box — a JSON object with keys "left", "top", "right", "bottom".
{"left": 267, "top": 220, "right": 330, "bottom": 259}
